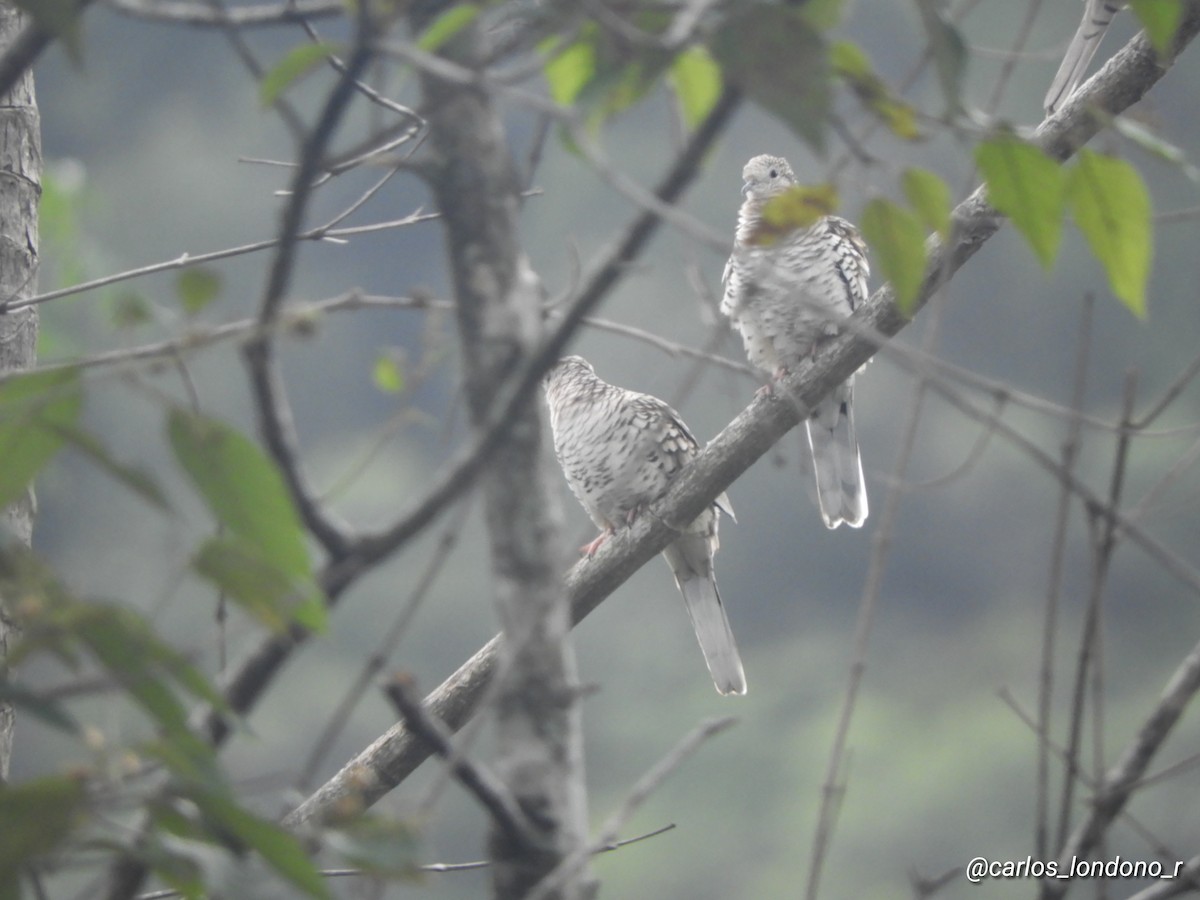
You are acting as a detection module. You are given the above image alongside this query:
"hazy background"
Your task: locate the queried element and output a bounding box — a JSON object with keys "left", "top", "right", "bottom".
{"left": 14, "top": 1, "right": 1200, "bottom": 897}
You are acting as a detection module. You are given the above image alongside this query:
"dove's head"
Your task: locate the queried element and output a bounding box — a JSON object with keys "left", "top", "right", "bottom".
{"left": 543, "top": 355, "right": 596, "bottom": 397}
{"left": 741, "top": 154, "right": 796, "bottom": 201}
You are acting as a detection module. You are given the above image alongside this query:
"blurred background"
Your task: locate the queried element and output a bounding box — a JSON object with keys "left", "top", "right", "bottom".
{"left": 14, "top": 1, "right": 1200, "bottom": 897}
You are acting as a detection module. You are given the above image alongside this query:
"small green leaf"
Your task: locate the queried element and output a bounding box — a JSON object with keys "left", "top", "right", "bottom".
{"left": 1067, "top": 150, "right": 1153, "bottom": 317}
{"left": 261, "top": 42, "right": 339, "bottom": 107}
{"left": 710, "top": 7, "right": 830, "bottom": 154}
{"left": 416, "top": 3, "right": 481, "bottom": 51}
{"left": 542, "top": 33, "right": 597, "bottom": 107}
{"left": 901, "top": 167, "right": 952, "bottom": 238}
{"left": 176, "top": 268, "right": 222, "bottom": 316}
{"left": 0, "top": 368, "right": 83, "bottom": 509}
{"left": 669, "top": 47, "right": 722, "bottom": 128}
{"left": 193, "top": 536, "right": 326, "bottom": 635}
{"left": 861, "top": 197, "right": 927, "bottom": 315}
{"left": 0, "top": 774, "right": 88, "bottom": 886}
{"left": 191, "top": 791, "right": 331, "bottom": 899}
{"left": 975, "top": 133, "right": 1066, "bottom": 268}
{"left": 831, "top": 41, "right": 919, "bottom": 140}
{"left": 914, "top": 0, "right": 967, "bottom": 113}
{"left": 110, "top": 291, "right": 153, "bottom": 329}
{"left": 167, "top": 409, "right": 311, "bottom": 581}
{"left": 749, "top": 184, "right": 839, "bottom": 245}
{"left": 372, "top": 353, "right": 405, "bottom": 394}
{"left": 1129, "top": 0, "right": 1183, "bottom": 55}
{"left": 797, "top": 0, "right": 846, "bottom": 30}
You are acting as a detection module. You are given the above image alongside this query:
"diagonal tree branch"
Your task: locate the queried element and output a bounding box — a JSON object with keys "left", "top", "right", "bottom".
{"left": 281, "top": 5, "right": 1200, "bottom": 831}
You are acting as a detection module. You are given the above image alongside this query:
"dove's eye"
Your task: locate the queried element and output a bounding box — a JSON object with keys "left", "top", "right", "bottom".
{"left": 768, "top": 168, "right": 778, "bottom": 178}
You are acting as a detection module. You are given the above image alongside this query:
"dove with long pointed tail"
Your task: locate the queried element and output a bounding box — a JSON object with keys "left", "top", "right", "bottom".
{"left": 721, "top": 153, "right": 869, "bottom": 529}
{"left": 543, "top": 355, "right": 746, "bottom": 696}
{"left": 1044, "top": 0, "right": 1125, "bottom": 114}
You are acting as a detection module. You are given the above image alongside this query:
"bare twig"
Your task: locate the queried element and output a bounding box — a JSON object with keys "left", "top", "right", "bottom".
{"left": 522, "top": 717, "right": 737, "bottom": 900}
{"left": 1037, "top": 293, "right": 1094, "bottom": 859}
{"left": 1054, "top": 372, "right": 1136, "bottom": 852}
{"left": 103, "top": 0, "right": 342, "bottom": 26}
{"left": 381, "top": 674, "right": 544, "bottom": 854}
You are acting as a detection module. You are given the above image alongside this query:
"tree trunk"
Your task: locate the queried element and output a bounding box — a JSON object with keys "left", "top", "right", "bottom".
{"left": 412, "top": 10, "right": 594, "bottom": 899}
{"left": 0, "top": 1, "right": 40, "bottom": 783}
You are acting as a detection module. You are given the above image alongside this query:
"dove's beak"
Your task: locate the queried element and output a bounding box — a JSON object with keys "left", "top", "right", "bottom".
{"left": 741, "top": 180, "right": 752, "bottom": 198}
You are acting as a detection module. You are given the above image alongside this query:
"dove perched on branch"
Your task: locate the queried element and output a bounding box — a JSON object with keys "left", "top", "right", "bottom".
{"left": 722, "top": 154, "right": 869, "bottom": 530}
{"left": 1044, "top": 0, "right": 1126, "bottom": 114}
{"left": 543, "top": 355, "right": 746, "bottom": 696}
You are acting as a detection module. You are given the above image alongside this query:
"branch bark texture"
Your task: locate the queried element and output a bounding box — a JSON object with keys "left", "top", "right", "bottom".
{"left": 0, "top": 0, "right": 40, "bottom": 783}
{"left": 284, "top": 2, "right": 1200, "bottom": 833}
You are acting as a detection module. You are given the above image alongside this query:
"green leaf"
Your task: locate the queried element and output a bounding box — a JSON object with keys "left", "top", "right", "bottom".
{"left": 416, "top": 3, "right": 480, "bottom": 51}
{"left": 861, "top": 197, "right": 927, "bottom": 315}
{"left": 669, "top": 47, "right": 722, "bottom": 128}
{"left": 1129, "top": 0, "right": 1183, "bottom": 54}
{"left": 167, "top": 409, "right": 311, "bottom": 581}
{"left": 0, "top": 774, "right": 88, "bottom": 887}
{"left": 831, "top": 41, "right": 919, "bottom": 140}
{"left": 710, "top": 7, "right": 830, "bottom": 154}
{"left": 914, "top": 0, "right": 967, "bottom": 113}
{"left": 797, "top": 0, "right": 846, "bottom": 30}
{"left": 176, "top": 268, "right": 222, "bottom": 316}
{"left": 110, "top": 291, "right": 153, "bottom": 329}
{"left": 372, "top": 353, "right": 405, "bottom": 394}
{"left": 261, "top": 42, "right": 338, "bottom": 107}
{"left": 748, "top": 184, "right": 839, "bottom": 245}
{"left": 0, "top": 367, "right": 83, "bottom": 509}
{"left": 191, "top": 791, "right": 331, "bottom": 899}
{"left": 901, "top": 167, "right": 952, "bottom": 238}
{"left": 542, "top": 33, "right": 597, "bottom": 107}
{"left": 1067, "top": 150, "right": 1153, "bottom": 317}
{"left": 975, "top": 133, "right": 1066, "bottom": 269}
{"left": 193, "top": 536, "right": 326, "bottom": 634}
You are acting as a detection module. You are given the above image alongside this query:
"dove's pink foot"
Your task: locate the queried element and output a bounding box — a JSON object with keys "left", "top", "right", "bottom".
{"left": 580, "top": 529, "right": 613, "bottom": 558}
{"left": 756, "top": 366, "right": 789, "bottom": 398}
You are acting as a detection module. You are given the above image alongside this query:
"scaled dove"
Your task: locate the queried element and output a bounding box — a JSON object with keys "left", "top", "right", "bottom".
{"left": 722, "top": 153, "right": 868, "bottom": 529}
{"left": 543, "top": 355, "right": 746, "bottom": 696}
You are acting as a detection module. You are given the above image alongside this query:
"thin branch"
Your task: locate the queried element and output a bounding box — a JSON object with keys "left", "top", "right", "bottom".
{"left": 381, "top": 674, "right": 544, "bottom": 854}
{"left": 523, "top": 717, "right": 737, "bottom": 900}
{"left": 1054, "top": 372, "right": 1136, "bottom": 853}
{"left": 240, "top": 12, "right": 379, "bottom": 558}
{"left": 293, "top": 499, "right": 471, "bottom": 794}
{"left": 1037, "top": 292, "right": 1094, "bottom": 860}
{"left": 103, "top": 0, "right": 342, "bottom": 26}
{"left": 8, "top": 208, "right": 442, "bottom": 314}
{"left": 1041, "top": 636, "right": 1200, "bottom": 899}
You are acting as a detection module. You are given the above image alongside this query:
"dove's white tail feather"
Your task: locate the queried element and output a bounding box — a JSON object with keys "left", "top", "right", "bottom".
{"left": 662, "top": 537, "right": 747, "bottom": 696}
{"left": 807, "top": 388, "right": 867, "bottom": 530}
{"left": 1044, "top": 0, "right": 1123, "bottom": 114}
